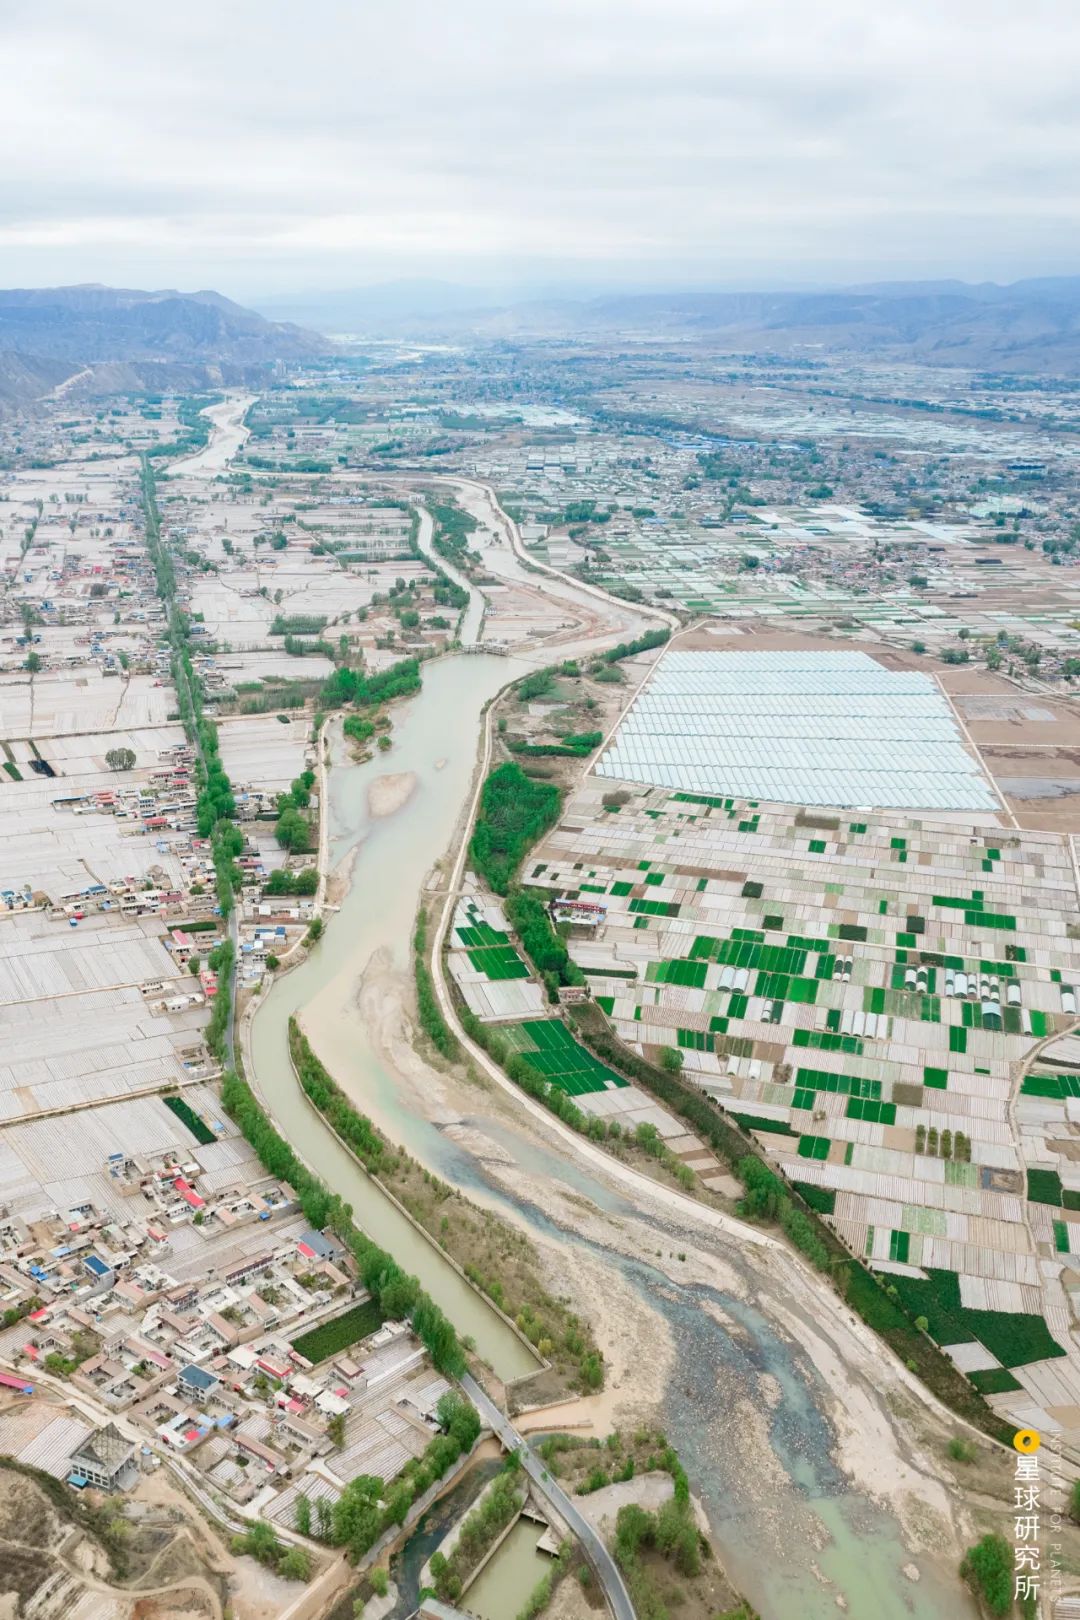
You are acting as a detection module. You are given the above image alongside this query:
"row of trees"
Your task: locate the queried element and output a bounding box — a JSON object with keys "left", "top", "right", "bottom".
{"left": 506, "top": 729, "right": 602, "bottom": 760}
{"left": 143, "top": 461, "right": 239, "bottom": 869}
{"left": 594, "top": 627, "right": 669, "bottom": 667}
{"left": 220, "top": 1069, "right": 464, "bottom": 1378}
{"left": 288, "top": 1020, "right": 386, "bottom": 1175}
{"left": 413, "top": 908, "right": 459, "bottom": 1058}
{"left": 142, "top": 461, "right": 243, "bottom": 1068}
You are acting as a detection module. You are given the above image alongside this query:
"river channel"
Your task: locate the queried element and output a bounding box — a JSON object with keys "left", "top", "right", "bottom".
{"left": 247, "top": 647, "right": 974, "bottom": 1620}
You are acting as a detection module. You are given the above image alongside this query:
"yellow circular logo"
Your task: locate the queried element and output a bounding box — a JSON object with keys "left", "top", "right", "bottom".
{"left": 1014, "top": 1429, "right": 1041, "bottom": 1454}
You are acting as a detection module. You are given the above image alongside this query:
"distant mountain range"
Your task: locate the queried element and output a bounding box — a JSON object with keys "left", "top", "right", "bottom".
{"left": 4, "top": 277, "right": 1080, "bottom": 407}
{"left": 0, "top": 284, "right": 328, "bottom": 407}
{"left": 274, "top": 275, "right": 1080, "bottom": 372}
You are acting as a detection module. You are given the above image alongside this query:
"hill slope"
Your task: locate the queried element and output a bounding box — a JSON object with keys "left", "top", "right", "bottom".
{"left": 0, "top": 284, "right": 327, "bottom": 364}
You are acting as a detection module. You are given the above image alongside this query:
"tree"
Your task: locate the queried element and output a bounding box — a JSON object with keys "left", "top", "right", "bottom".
{"left": 960, "top": 1534, "right": 1011, "bottom": 1616}
{"left": 327, "top": 1411, "right": 346, "bottom": 1448}
{"left": 436, "top": 1391, "right": 481, "bottom": 1451}
{"left": 294, "top": 1494, "right": 312, "bottom": 1537}
{"left": 241, "top": 1519, "right": 281, "bottom": 1566}
{"left": 370, "top": 1568, "right": 389, "bottom": 1598}
{"left": 659, "top": 1046, "right": 684, "bottom": 1073}
{"left": 25, "top": 650, "right": 42, "bottom": 673}
{"left": 380, "top": 1273, "right": 419, "bottom": 1320}
{"left": 105, "top": 747, "right": 136, "bottom": 771}
{"left": 275, "top": 806, "right": 309, "bottom": 853}
{"left": 278, "top": 1547, "right": 311, "bottom": 1581}
{"left": 189, "top": 956, "right": 201, "bottom": 976}
{"left": 1071, "top": 1478, "right": 1080, "bottom": 1523}
{"left": 333, "top": 1474, "right": 382, "bottom": 1553}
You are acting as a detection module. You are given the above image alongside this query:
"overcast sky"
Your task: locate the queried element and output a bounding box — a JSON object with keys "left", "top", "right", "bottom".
{"left": 2, "top": 0, "right": 1077, "bottom": 301}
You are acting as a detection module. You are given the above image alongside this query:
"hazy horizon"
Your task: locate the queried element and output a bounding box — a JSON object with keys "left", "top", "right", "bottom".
{"left": 1, "top": 0, "right": 1077, "bottom": 301}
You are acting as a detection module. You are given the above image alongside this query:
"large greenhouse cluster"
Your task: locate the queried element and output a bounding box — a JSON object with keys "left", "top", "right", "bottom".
{"left": 596, "top": 649, "right": 1000, "bottom": 812}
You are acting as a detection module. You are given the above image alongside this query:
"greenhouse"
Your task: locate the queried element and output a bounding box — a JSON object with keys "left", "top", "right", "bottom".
{"left": 596, "top": 649, "right": 999, "bottom": 811}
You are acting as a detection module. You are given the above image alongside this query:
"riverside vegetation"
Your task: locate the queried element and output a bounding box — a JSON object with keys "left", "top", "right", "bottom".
{"left": 287, "top": 1021, "right": 604, "bottom": 1396}
{"left": 536, "top": 1430, "right": 753, "bottom": 1620}
{"left": 427, "top": 1458, "right": 525, "bottom": 1604}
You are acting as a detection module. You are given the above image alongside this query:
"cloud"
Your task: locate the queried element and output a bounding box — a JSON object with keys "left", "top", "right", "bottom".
{"left": 1, "top": 0, "right": 1077, "bottom": 293}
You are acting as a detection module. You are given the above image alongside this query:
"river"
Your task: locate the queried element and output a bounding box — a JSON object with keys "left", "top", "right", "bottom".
{"left": 168, "top": 393, "right": 255, "bottom": 477}
{"left": 248, "top": 652, "right": 538, "bottom": 1382}
{"left": 241, "top": 480, "right": 973, "bottom": 1619}
{"left": 414, "top": 503, "right": 485, "bottom": 645}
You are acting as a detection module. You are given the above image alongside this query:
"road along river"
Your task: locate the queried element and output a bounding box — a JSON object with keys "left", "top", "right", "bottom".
{"left": 241, "top": 481, "right": 977, "bottom": 1618}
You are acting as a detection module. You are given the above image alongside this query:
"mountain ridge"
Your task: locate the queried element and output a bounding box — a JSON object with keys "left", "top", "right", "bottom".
{"left": 0, "top": 283, "right": 330, "bottom": 408}
{"left": 280, "top": 275, "right": 1080, "bottom": 372}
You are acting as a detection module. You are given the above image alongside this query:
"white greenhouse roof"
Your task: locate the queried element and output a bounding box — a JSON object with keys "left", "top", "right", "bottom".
{"left": 595, "top": 650, "right": 1000, "bottom": 812}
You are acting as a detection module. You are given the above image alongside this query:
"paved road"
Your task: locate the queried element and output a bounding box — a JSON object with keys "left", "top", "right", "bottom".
{"left": 461, "top": 1373, "right": 635, "bottom": 1620}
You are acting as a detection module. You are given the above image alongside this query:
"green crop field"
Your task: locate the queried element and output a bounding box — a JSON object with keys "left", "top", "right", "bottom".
{"left": 1027, "top": 1168, "right": 1064, "bottom": 1207}
{"left": 968, "top": 1367, "right": 1023, "bottom": 1395}
{"left": 456, "top": 910, "right": 530, "bottom": 980}
{"left": 501, "top": 1019, "right": 627, "bottom": 1096}
{"left": 890, "top": 1268, "right": 1065, "bottom": 1368}
{"left": 466, "top": 945, "right": 529, "bottom": 980}
{"left": 163, "top": 1094, "right": 216, "bottom": 1146}
{"left": 290, "top": 1300, "right": 383, "bottom": 1364}
{"left": 456, "top": 919, "right": 507, "bottom": 947}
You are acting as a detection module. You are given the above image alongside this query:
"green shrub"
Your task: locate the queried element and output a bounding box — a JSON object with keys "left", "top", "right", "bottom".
{"left": 960, "top": 1534, "right": 1011, "bottom": 1616}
